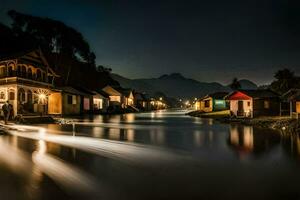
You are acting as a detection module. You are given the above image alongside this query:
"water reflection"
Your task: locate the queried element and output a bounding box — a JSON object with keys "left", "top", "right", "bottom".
{"left": 227, "top": 124, "right": 281, "bottom": 157}
{"left": 281, "top": 134, "right": 300, "bottom": 160}
{"left": 1, "top": 111, "right": 300, "bottom": 200}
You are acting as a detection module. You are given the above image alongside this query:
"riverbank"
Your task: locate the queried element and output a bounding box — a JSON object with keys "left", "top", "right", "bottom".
{"left": 187, "top": 110, "right": 230, "bottom": 118}
{"left": 218, "top": 116, "right": 300, "bottom": 134}
{"left": 187, "top": 110, "right": 300, "bottom": 134}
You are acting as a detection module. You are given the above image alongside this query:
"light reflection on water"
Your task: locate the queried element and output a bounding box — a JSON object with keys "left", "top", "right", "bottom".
{"left": 1, "top": 110, "right": 300, "bottom": 200}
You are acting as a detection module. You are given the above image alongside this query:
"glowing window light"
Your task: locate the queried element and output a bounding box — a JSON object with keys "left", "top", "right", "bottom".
{"left": 35, "top": 89, "right": 50, "bottom": 104}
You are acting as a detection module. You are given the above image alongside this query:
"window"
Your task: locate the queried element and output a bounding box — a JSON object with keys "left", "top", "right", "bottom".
{"left": 0, "top": 67, "right": 5, "bottom": 76}
{"left": 67, "top": 95, "right": 76, "bottom": 105}
{"left": 18, "top": 88, "right": 26, "bottom": 102}
{"left": 9, "top": 91, "right": 15, "bottom": 100}
{"left": 27, "top": 90, "right": 32, "bottom": 103}
{"left": 28, "top": 68, "right": 32, "bottom": 79}
{"left": 21, "top": 66, "right": 27, "bottom": 77}
{"left": 204, "top": 100, "right": 210, "bottom": 108}
{"left": 72, "top": 95, "right": 77, "bottom": 104}
{"left": 67, "top": 95, "right": 73, "bottom": 104}
{"left": 36, "top": 69, "right": 42, "bottom": 81}
{"left": 8, "top": 66, "right": 13, "bottom": 76}
{"left": 0, "top": 91, "right": 5, "bottom": 100}
{"left": 247, "top": 101, "right": 251, "bottom": 107}
{"left": 264, "top": 101, "right": 270, "bottom": 109}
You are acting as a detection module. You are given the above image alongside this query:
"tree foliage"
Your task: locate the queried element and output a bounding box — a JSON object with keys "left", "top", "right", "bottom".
{"left": 270, "top": 68, "right": 300, "bottom": 94}
{"left": 7, "top": 10, "right": 95, "bottom": 65}
{"left": 0, "top": 10, "right": 119, "bottom": 89}
{"left": 229, "top": 77, "right": 241, "bottom": 91}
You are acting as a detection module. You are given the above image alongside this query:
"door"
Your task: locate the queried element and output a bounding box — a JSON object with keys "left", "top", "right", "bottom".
{"left": 237, "top": 101, "right": 244, "bottom": 116}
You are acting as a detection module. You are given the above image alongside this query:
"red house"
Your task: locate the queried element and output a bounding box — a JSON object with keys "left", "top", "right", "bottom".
{"left": 226, "top": 90, "right": 280, "bottom": 118}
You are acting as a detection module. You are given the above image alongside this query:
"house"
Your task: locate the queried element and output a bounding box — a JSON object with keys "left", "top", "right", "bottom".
{"left": 48, "top": 86, "right": 91, "bottom": 115}
{"left": 0, "top": 48, "right": 59, "bottom": 116}
{"left": 134, "top": 92, "right": 151, "bottom": 111}
{"left": 118, "top": 88, "right": 134, "bottom": 108}
{"left": 226, "top": 89, "right": 280, "bottom": 118}
{"left": 93, "top": 90, "right": 109, "bottom": 112}
{"left": 281, "top": 89, "right": 300, "bottom": 119}
{"left": 72, "top": 86, "right": 95, "bottom": 113}
{"left": 102, "top": 85, "right": 122, "bottom": 106}
{"left": 196, "top": 92, "right": 228, "bottom": 112}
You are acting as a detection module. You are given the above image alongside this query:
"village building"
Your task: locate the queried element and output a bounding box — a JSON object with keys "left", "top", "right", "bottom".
{"left": 102, "top": 85, "right": 122, "bottom": 106}
{"left": 48, "top": 86, "right": 91, "bottom": 115}
{"left": 93, "top": 90, "right": 109, "bottom": 112}
{"left": 195, "top": 92, "right": 228, "bottom": 112}
{"left": 118, "top": 88, "right": 135, "bottom": 108}
{"left": 0, "top": 48, "right": 59, "bottom": 116}
{"left": 102, "top": 85, "right": 135, "bottom": 108}
{"left": 134, "top": 92, "right": 151, "bottom": 111}
{"left": 226, "top": 89, "right": 280, "bottom": 118}
{"left": 281, "top": 89, "right": 300, "bottom": 119}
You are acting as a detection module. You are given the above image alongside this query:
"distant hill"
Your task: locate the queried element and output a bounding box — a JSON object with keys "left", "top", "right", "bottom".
{"left": 237, "top": 79, "right": 258, "bottom": 90}
{"left": 111, "top": 73, "right": 258, "bottom": 98}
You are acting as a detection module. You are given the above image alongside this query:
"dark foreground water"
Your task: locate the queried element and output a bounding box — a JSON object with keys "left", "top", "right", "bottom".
{"left": 1, "top": 110, "right": 300, "bottom": 200}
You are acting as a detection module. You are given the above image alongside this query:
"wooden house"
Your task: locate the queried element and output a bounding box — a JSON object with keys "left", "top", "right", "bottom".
{"left": 197, "top": 92, "right": 228, "bottom": 112}
{"left": 0, "top": 48, "right": 59, "bottom": 116}
{"left": 226, "top": 90, "right": 280, "bottom": 118}
{"left": 281, "top": 89, "right": 300, "bottom": 119}
{"left": 102, "top": 85, "right": 122, "bottom": 106}
{"left": 48, "top": 86, "right": 91, "bottom": 115}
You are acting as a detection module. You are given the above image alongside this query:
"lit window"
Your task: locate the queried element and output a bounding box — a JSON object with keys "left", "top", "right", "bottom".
{"left": 72, "top": 95, "right": 77, "bottom": 105}
{"left": 264, "top": 101, "right": 270, "bottom": 109}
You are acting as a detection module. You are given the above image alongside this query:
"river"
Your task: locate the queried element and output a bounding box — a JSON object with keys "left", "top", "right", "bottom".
{"left": 1, "top": 110, "right": 300, "bottom": 200}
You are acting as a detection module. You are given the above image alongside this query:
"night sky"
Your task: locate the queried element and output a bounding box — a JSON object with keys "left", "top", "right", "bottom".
{"left": 1, "top": 0, "right": 300, "bottom": 85}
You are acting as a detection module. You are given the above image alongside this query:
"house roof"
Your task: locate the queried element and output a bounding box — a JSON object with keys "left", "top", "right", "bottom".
{"left": 102, "top": 85, "right": 122, "bottom": 96}
{"left": 95, "top": 90, "right": 110, "bottom": 98}
{"left": 58, "top": 86, "right": 90, "bottom": 96}
{"left": 0, "top": 48, "right": 59, "bottom": 77}
{"left": 282, "top": 89, "right": 300, "bottom": 101}
{"left": 200, "top": 92, "right": 228, "bottom": 100}
{"left": 226, "top": 89, "right": 279, "bottom": 99}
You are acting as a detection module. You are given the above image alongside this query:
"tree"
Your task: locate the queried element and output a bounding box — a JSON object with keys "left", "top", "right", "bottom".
{"left": 7, "top": 10, "right": 95, "bottom": 65}
{"left": 229, "top": 78, "right": 241, "bottom": 90}
{"left": 270, "top": 68, "right": 298, "bottom": 94}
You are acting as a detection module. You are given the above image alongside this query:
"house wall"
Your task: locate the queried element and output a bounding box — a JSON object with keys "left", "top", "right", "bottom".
{"left": 0, "top": 84, "right": 53, "bottom": 116}
{"left": 48, "top": 92, "right": 62, "bottom": 114}
{"left": 109, "top": 95, "right": 121, "bottom": 104}
{"left": 297, "top": 102, "right": 300, "bottom": 113}
{"left": 213, "top": 99, "right": 228, "bottom": 111}
{"left": 230, "top": 99, "right": 253, "bottom": 117}
{"left": 200, "top": 97, "right": 213, "bottom": 112}
{"left": 62, "top": 93, "right": 81, "bottom": 115}
{"left": 252, "top": 98, "right": 280, "bottom": 117}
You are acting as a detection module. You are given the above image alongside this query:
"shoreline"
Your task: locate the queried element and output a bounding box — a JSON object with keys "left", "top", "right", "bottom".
{"left": 187, "top": 110, "right": 300, "bottom": 134}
